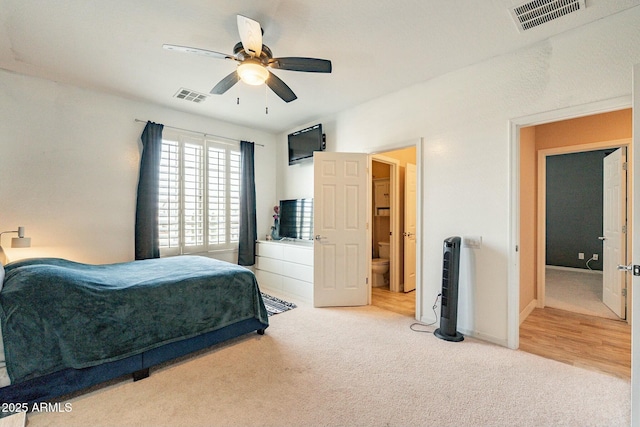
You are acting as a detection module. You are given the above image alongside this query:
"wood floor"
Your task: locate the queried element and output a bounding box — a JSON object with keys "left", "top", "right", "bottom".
{"left": 371, "top": 286, "right": 415, "bottom": 317}
{"left": 520, "top": 307, "right": 631, "bottom": 379}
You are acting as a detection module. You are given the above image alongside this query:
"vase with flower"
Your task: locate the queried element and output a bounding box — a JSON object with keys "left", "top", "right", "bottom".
{"left": 270, "top": 205, "right": 282, "bottom": 240}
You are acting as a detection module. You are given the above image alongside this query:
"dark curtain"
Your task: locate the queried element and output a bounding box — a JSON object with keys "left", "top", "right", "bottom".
{"left": 135, "top": 121, "right": 164, "bottom": 260}
{"left": 238, "top": 140, "right": 257, "bottom": 266}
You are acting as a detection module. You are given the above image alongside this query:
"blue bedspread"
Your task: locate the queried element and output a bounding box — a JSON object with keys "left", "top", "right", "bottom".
{"left": 0, "top": 256, "right": 268, "bottom": 384}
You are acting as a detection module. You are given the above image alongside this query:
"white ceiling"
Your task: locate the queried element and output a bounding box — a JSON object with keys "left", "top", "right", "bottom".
{"left": 1, "top": 0, "right": 638, "bottom": 133}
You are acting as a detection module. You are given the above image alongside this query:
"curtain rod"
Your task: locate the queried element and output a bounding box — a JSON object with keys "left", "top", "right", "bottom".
{"left": 134, "top": 119, "right": 264, "bottom": 147}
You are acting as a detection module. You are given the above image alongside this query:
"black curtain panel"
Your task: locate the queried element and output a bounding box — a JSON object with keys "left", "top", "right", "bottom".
{"left": 135, "top": 121, "right": 164, "bottom": 260}
{"left": 238, "top": 140, "right": 257, "bottom": 266}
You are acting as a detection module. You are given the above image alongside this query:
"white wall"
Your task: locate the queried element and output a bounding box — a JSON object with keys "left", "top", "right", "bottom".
{"left": 276, "top": 7, "right": 640, "bottom": 345}
{"left": 0, "top": 70, "right": 277, "bottom": 264}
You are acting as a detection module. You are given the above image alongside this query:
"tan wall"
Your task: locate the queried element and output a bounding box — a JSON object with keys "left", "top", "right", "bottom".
{"left": 519, "top": 108, "right": 632, "bottom": 320}
{"left": 372, "top": 161, "right": 391, "bottom": 179}
{"left": 381, "top": 146, "right": 417, "bottom": 168}
{"left": 535, "top": 109, "right": 632, "bottom": 150}
{"left": 519, "top": 126, "right": 537, "bottom": 313}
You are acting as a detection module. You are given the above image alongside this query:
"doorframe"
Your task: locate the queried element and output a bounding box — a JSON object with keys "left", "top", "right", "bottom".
{"left": 507, "top": 95, "right": 631, "bottom": 350}
{"left": 536, "top": 140, "right": 631, "bottom": 313}
{"left": 368, "top": 138, "right": 423, "bottom": 320}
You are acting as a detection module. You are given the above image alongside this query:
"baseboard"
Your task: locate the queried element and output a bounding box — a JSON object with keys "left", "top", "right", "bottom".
{"left": 418, "top": 316, "right": 509, "bottom": 347}
{"left": 457, "top": 328, "right": 509, "bottom": 347}
{"left": 419, "top": 313, "right": 437, "bottom": 326}
{"left": 519, "top": 299, "right": 538, "bottom": 325}
{"left": 545, "top": 265, "right": 602, "bottom": 275}
{"left": 415, "top": 319, "right": 509, "bottom": 347}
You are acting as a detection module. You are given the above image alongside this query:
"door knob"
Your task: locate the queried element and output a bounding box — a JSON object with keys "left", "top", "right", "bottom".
{"left": 618, "top": 264, "right": 640, "bottom": 276}
{"left": 598, "top": 236, "right": 606, "bottom": 241}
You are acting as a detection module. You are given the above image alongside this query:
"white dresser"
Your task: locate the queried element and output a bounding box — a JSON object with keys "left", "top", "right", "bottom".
{"left": 254, "top": 240, "right": 313, "bottom": 302}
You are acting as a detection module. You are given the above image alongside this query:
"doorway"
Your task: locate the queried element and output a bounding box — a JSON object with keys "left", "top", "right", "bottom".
{"left": 311, "top": 138, "right": 424, "bottom": 320}
{"left": 369, "top": 145, "right": 417, "bottom": 317}
{"left": 516, "top": 108, "right": 632, "bottom": 373}
{"left": 542, "top": 147, "right": 628, "bottom": 320}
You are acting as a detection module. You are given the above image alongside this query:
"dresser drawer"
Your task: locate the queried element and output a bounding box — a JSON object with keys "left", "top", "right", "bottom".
{"left": 255, "top": 256, "right": 282, "bottom": 275}
{"left": 256, "top": 242, "right": 285, "bottom": 259}
{"left": 255, "top": 270, "right": 282, "bottom": 292}
{"left": 283, "top": 245, "right": 314, "bottom": 266}
{"left": 281, "top": 261, "right": 313, "bottom": 283}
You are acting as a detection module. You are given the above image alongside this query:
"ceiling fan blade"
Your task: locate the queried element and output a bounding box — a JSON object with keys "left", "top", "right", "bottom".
{"left": 268, "top": 57, "right": 332, "bottom": 73}
{"left": 210, "top": 71, "right": 240, "bottom": 95}
{"left": 163, "top": 44, "right": 236, "bottom": 61}
{"left": 266, "top": 71, "right": 297, "bottom": 103}
{"left": 237, "top": 15, "right": 262, "bottom": 57}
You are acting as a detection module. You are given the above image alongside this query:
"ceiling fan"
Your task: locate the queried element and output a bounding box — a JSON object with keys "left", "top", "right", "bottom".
{"left": 163, "top": 15, "right": 332, "bottom": 103}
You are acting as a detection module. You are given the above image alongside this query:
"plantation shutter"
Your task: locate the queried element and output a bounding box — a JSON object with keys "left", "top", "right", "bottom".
{"left": 183, "top": 141, "right": 205, "bottom": 252}
{"left": 229, "top": 149, "right": 241, "bottom": 243}
{"left": 207, "top": 146, "right": 226, "bottom": 246}
{"left": 159, "top": 140, "right": 180, "bottom": 255}
{"left": 158, "top": 132, "right": 241, "bottom": 255}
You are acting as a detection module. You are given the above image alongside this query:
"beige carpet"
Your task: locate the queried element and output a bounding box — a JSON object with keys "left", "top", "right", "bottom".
{"left": 545, "top": 267, "right": 619, "bottom": 320}
{"left": 26, "top": 295, "right": 629, "bottom": 427}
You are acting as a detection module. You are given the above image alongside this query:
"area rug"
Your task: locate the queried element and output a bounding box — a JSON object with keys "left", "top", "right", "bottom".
{"left": 261, "top": 293, "right": 297, "bottom": 316}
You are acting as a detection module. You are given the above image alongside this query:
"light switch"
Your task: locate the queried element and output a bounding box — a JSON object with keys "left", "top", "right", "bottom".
{"left": 463, "top": 236, "right": 482, "bottom": 249}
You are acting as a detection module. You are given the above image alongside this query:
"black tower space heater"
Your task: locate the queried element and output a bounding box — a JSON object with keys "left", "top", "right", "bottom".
{"left": 434, "top": 236, "right": 464, "bottom": 342}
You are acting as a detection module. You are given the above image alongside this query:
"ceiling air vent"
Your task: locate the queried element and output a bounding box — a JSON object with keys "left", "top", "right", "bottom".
{"left": 510, "top": 0, "right": 586, "bottom": 32}
{"left": 174, "top": 88, "right": 208, "bottom": 103}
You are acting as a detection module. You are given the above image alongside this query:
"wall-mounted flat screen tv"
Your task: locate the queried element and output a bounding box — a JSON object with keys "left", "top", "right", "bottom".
{"left": 288, "top": 124, "right": 324, "bottom": 165}
{"left": 278, "top": 198, "right": 313, "bottom": 240}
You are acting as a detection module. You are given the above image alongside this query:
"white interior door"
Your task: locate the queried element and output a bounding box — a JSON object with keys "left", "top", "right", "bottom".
{"left": 403, "top": 163, "right": 417, "bottom": 292}
{"left": 602, "top": 147, "right": 626, "bottom": 318}
{"left": 313, "top": 152, "right": 370, "bottom": 307}
{"left": 630, "top": 63, "right": 639, "bottom": 426}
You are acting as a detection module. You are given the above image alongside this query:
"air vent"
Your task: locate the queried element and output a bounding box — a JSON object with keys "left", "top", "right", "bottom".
{"left": 510, "top": 0, "right": 586, "bottom": 32}
{"left": 174, "top": 88, "right": 208, "bottom": 103}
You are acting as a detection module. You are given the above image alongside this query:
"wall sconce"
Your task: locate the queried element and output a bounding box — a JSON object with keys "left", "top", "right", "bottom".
{"left": 0, "top": 226, "right": 31, "bottom": 266}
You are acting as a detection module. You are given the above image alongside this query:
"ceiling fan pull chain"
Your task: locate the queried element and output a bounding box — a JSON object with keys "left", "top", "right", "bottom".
{"left": 265, "top": 84, "right": 269, "bottom": 114}
{"left": 237, "top": 97, "right": 240, "bottom": 105}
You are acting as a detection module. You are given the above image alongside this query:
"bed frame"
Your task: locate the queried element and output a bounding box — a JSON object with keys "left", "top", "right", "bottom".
{"left": 0, "top": 317, "right": 267, "bottom": 405}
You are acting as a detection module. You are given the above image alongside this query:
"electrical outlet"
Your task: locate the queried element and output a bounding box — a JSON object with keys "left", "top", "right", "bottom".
{"left": 593, "top": 254, "right": 599, "bottom": 261}
{"left": 578, "top": 253, "right": 585, "bottom": 260}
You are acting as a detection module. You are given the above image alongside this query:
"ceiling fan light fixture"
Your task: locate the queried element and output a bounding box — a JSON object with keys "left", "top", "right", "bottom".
{"left": 237, "top": 61, "right": 269, "bottom": 86}
{"left": 166, "top": 15, "right": 331, "bottom": 102}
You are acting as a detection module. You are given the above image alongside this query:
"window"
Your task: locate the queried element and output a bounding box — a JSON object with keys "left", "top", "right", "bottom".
{"left": 158, "top": 131, "right": 240, "bottom": 256}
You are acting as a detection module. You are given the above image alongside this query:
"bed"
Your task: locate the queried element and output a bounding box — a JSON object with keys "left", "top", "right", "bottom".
{"left": 0, "top": 255, "right": 269, "bottom": 407}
